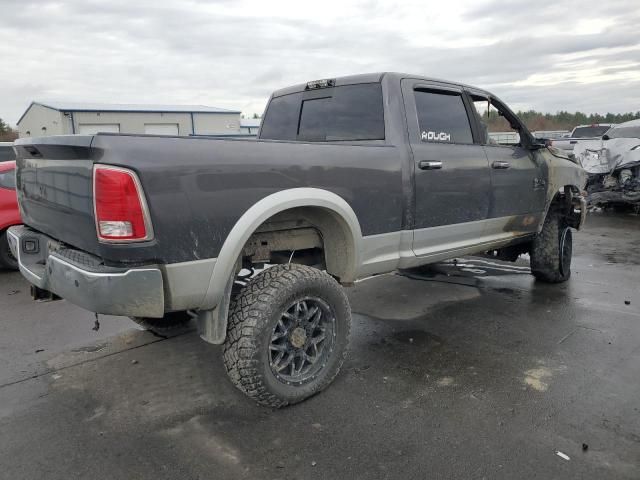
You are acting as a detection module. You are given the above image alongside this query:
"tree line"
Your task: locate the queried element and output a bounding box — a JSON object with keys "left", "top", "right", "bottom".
{"left": 486, "top": 110, "right": 640, "bottom": 133}
{"left": 0, "top": 118, "right": 18, "bottom": 142}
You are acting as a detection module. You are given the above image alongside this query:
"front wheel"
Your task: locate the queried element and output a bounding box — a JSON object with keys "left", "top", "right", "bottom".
{"left": 223, "top": 264, "right": 351, "bottom": 408}
{"left": 530, "top": 212, "right": 572, "bottom": 283}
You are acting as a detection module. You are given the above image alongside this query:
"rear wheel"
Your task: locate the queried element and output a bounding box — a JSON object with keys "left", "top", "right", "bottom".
{"left": 530, "top": 212, "right": 572, "bottom": 283}
{"left": 0, "top": 231, "right": 18, "bottom": 271}
{"left": 223, "top": 264, "right": 351, "bottom": 408}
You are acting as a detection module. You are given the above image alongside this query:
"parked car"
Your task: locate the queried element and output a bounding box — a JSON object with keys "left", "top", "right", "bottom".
{"left": 550, "top": 124, "right": 616, "bottom": 152}
{"left": 0, "top": 157, "right": 20, "bottom": 270}
{"left": 8, "top": 73, "right": 587, "bottom": 406}
{"left": 574, "top": 119, "right": 640, "bottom": 208}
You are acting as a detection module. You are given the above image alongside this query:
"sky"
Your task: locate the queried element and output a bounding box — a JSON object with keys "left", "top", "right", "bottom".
{"left": 1, "top": 0, "right": 639, "bottom": 125}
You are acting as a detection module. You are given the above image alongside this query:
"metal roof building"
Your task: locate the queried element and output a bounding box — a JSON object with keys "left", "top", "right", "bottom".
{"left": 17, "top": 101, "right": 242, "bottom": 137}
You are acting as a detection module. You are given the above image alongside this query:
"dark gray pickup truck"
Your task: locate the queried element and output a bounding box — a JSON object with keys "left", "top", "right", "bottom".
{"left": 9, "top": 73, "right": 587, "bottom": 407}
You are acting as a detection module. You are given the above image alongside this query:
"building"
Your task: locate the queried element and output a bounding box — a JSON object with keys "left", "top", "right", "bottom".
{"left": 17, "top": 101, "right": 242, "bottom": 137}
{"left": 240, "top": 118, "right": 261, "bottom": 135}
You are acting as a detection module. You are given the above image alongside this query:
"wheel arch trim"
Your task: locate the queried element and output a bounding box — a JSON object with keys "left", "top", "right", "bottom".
{"left": 197, "top": 188, "right": 363, "bottom": 344}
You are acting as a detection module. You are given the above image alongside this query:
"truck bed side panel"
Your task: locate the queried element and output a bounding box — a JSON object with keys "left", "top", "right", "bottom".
{"left": 17, "top": 134, "right": 404, "bottom": 265}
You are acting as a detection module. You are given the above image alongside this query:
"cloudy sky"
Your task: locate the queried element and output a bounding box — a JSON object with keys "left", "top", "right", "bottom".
{"left": 1, "top": 0, "right": 639, "bottom": 125}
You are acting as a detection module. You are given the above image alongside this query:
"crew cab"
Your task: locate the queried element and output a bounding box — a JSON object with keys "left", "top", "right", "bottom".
{"left": 550, "top": 124, "right": 616, "bottom": 152}
{"left": 9, "top": 73, "right": 587, "bottom": 406}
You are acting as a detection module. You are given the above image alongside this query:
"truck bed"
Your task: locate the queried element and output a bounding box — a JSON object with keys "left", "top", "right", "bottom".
{"left": 14, "top": 133, "right": 404, "bottom": 265}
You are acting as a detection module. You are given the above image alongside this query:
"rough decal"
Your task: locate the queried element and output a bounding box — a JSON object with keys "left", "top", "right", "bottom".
{"left": 421, "top": 131, "right": 451, "bottom": 142}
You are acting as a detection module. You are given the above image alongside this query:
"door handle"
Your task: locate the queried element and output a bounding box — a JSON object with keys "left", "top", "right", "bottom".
{"left": 492, "top": 161, "right": 511, "bottom": 169}
{"left": 418, "top": 161, "right": 443, "bottom": 170}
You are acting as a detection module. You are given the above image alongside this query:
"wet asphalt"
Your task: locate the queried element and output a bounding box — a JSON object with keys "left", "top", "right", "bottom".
{"left": 0, "top": 211, "right": 638, "bottom": 479}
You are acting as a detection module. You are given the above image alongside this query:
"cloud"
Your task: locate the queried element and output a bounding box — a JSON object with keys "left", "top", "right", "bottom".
{"left": 1, "top": 0, "right": 639, "bottom": 125}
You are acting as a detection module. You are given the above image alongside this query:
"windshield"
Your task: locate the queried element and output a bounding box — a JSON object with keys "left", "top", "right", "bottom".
{"left": 572, "top": 126, "right": 611, "bottom": 138}
{"left": 607, "top": 126, "right": 640, "bottom": 139}
{"left": 0, "top": 146, "right": 16, "bottom": 162}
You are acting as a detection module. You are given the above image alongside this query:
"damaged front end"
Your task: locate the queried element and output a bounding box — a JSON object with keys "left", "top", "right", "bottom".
{"left": 586, "top": 163, "right": 640, "bottom": 207}
{"left": 574, "top": 121, "right": 640, "bottom": 208}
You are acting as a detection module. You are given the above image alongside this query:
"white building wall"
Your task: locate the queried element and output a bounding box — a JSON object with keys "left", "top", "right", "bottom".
{"left": 71, "top": 111, "right": 193, "bottom": 135}
{"left": 192, "top": 113, "right": 241, "bottom": 135}
{"left": 18, "top": 107, "right": 243, "bottom": 137}
{"left": 18, "top": 104, "right": 66, "bottom": 137}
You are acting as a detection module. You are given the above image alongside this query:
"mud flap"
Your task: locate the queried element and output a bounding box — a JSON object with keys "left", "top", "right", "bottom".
{"left": 197, "top": 271, "right": 234, "bottom": 344}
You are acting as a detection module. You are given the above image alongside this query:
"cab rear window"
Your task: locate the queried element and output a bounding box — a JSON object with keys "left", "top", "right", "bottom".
{"left": 260, "top": 83, "right": 385, "bottom": 142}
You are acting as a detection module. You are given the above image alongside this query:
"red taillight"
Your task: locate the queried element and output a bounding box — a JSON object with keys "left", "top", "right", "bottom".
{"left": 93, "top": 165, "right": 152, "bottom": 242}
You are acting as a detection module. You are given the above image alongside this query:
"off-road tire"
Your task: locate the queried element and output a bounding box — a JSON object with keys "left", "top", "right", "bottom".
{"left": 130, "top": 311, "right": 192, "bottom": 335}
{"left": 223, "top": 264, "right": 351, "bottom": 408}
{"left": 0, "top": 231, "right": 18, "bottom": 271}
{"left": 530, "top": 212, "right": 572, "bottom": 283}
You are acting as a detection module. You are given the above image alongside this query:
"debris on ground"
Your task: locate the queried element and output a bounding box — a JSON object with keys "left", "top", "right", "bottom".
{"left": 8, "top": 289, "right": 19, "bottom": 295}
{"left": 555, "top": 451, "right": 570, "bottom": 461}
{"left": 311, "top": 461, "right": 317, "bottom": 467}
{"left": 131, "top": 359, "right": 139, "bottom": 365}
{"left": 582, "top": 443, "right": 589, "bottom": 451}
{"left": 625, "top": 300, "right": 631, "bottom": 305}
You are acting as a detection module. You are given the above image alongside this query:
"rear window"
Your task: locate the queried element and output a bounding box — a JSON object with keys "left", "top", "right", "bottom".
{"left": 260, "top": 83, "right": 385, "bottom": 142}
{"left": 572, "top": 126, "right": 610, "bottom": 138}
{"left": 0, "top": 146, "right": 16, "bottom": 162}
{"left": 0, "top": 167, "right": 16, "bottom": 190}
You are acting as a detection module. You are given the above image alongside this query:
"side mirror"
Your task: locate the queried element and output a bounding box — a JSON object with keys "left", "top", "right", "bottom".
{"left": 529, "top": 139, "right": 546, "bottom": 150}
{"left": 602, "top": 134, "right": 610, "bottom": 140}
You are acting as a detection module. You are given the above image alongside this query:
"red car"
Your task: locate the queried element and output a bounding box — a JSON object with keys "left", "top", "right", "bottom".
{"left": 0, "top": 158, "right": 20, "bottom": 270}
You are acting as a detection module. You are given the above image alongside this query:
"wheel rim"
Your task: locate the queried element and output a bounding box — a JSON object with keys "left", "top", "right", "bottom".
{"left": 559, "top": 227, "right": 572, "bottom": 277}
{"left": 269, "top": 297, "right": 336, "bottom": 385}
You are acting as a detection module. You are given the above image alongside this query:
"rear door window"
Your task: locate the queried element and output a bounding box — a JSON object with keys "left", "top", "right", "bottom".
{"left": 414, "top": 90, "right": 473, "bottom": 144}
{"left": 260, "top": 83, "right": 385, "bottom": 142}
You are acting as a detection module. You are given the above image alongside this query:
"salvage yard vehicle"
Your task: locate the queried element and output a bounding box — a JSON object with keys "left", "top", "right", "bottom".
{"left": 0, "top": 158, "right": 20, "bottom": 270}
{"left": 9, "top": 73, "right": 587, "bottom": 407}
{"left": 574, "top": 119, "right": 640, "bottom": 208}
{"left": 550, "top": 123, "right": 616, "bottom": 152}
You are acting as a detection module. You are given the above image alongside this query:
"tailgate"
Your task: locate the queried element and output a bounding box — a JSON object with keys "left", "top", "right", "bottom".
{"left": 13, "top": 135, "right": 101, "bottom": 255}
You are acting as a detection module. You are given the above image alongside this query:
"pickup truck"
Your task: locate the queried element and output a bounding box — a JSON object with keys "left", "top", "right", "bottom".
{"left": 549, "top": 123, "right": 615, "bottom": 152}
{"left": 9, "top": 73, "right": 587, "bottom": 407}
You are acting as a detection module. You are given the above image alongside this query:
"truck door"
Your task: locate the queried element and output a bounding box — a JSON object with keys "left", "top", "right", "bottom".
{"left": 468, "top": 92, "right": 545, "bottom": 234}
{"left": 401, "top": 80, "right": 492, "bottom": 257}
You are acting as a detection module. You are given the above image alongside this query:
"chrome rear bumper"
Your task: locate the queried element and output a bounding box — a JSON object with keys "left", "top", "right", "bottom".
{"left": 7, "top": 225, "right": 165, "bottom": 317}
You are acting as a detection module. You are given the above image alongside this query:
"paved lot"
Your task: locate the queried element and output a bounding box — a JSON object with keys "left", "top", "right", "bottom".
{"left": 1, "top": 212, "right": 639, "bottom": 479}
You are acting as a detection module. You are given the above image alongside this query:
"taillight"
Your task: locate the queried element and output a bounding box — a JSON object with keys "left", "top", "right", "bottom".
{"left": 93, "top": 165, "right": 153, "bottom": 242}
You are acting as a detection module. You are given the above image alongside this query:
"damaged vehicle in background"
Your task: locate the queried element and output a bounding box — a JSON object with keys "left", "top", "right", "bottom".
{"left": 550, "top": 124, "right": 616, "bottom": 152}
{"left": 574, "top": 119, "right": 640, "bottom": 210}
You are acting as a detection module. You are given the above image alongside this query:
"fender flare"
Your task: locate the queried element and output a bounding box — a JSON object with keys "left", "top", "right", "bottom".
{"left": 197, "top": 188, "right": 363, "bottom": 344}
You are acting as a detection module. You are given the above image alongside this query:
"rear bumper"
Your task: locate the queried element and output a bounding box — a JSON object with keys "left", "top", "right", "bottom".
{"left": 7, "top": 225, "right": 165, "bottom": 317}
